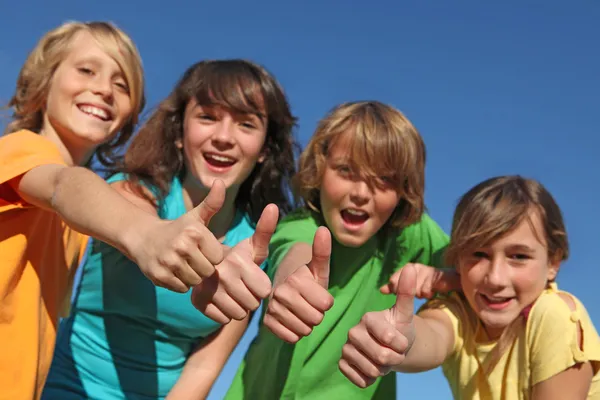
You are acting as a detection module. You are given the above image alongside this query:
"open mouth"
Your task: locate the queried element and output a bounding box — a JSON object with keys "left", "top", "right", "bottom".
{"left": 203, "top": 152, "right": 237, "bottom": 169}
{"left": 77, "top": 104, "right": 112, "bottom": 121}
{"left": 341, "top": 208, "right": 369, "bottom": 227}
{"left": 479, "top": 293, "right": 514, "bottom": 310}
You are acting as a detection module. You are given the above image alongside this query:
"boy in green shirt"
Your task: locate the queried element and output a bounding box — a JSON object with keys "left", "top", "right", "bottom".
{"left": 195, "top": 101, "right": 458, "bottom": 398}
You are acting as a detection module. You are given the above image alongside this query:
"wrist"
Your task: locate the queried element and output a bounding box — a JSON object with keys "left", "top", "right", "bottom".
{"left": 118, "top": 212, "right": 160, "bottom": 261}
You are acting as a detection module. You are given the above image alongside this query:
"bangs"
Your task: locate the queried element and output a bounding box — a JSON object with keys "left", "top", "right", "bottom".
{"left": 330, "top": 113, "right": 409, "bottom": 188}
{"left": 450, "top": 190, "right": 546, "bottom": 263}
{"left": 88, "top": 27, "right": 144, "bottom": 119}
{"left": 458, "top": 201, "right": 531, "bottom": 253}
{"left": 192, "top": 64, "right": 266, "bottom": 118}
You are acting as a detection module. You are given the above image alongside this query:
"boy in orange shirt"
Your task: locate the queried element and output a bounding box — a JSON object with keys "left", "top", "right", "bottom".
{"left": 0, "top": 22, "right": 227, "bottom": 399}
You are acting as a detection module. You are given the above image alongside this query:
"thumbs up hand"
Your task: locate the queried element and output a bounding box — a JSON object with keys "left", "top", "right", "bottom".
{"left": 339, "top": 264, "right": 418, "bottom": 388}
{"left": 132, "top": 179, "right": 226, "bottom": 293}
{"left": 191, "top": 204, "right": 279, "bottom": 324}
{"left": 380, "top": 263, "right": 461, "bottom": 299}
{"left": 263, "top": 227, "right": 334, "bottom": 344}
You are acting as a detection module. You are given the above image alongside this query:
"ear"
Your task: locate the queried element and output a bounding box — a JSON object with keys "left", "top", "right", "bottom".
{"left": 257, "top": 148, "right": 267, "bottom": 164}
{"left": 546, "top": 255, "right": 561, "bottom": 281}
{"left": 175, "top": 139, "right": 183, "bottom": 149}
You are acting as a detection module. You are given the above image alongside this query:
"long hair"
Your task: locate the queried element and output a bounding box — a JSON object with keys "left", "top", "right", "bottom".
{"left": 294, "top": 101, "right": 426, "bottom": 229}
{"left": 121, "top": 59, "right": 298, "bottom": 223}
{"left": 4, "top": 21, "right": 145, "bottom": 167}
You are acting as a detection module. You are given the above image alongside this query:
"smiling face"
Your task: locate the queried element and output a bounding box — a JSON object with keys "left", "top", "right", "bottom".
{"left": 319, "top": 132, "right": 400, "bottom": 248}
{"left": 458, "top": 210, "right": 560, "bottom": 339}
{"left": 42, "top": 30, "right": 133, "bottom": 153}
{"left": 180, "top": 100, "right": 267, "bottom": 192}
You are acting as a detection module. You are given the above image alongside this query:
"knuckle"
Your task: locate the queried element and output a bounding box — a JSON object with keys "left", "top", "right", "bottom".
{"left": 347, "top": 326, "right": 361, "bottom": 342}
{"left": 273, "top": 285, "right": 292, "bottom": 302}
{"left": 381, "top": 331, "right": 396, "bottom": 347}
{"left": 286, "top": 273, "right": 303, "bottom": 288}
{"left": 375, "top": 348, "right": 392, "bottom": 366}
{"left": 362, "top": 312, "right": 376, "bottom": 324}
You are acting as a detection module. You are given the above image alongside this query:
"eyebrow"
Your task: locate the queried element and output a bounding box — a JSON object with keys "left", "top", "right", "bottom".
{"left": 505, "top": 244, "right": 536, "bottom": 253}
{"left": 74, "top": 56, "right": 125, "bottom": 79}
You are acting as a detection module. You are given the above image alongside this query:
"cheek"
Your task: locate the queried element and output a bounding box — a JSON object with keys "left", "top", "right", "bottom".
{"left": 373, "top": 191, "right": 399, "bottom": 222}
{"left": 320, "top": 173, "right": 345, "bottom": 209}
{"left": 239, "top": 134, "right": 267, "bottom": 162}
{"left": 514, "top": 266, "right": 547, "bottom": 295}
{"left": 116, "top": 96, "right": 134, "bottom": 122}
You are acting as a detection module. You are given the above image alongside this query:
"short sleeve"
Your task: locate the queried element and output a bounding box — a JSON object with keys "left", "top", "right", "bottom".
{"left": 0, "top": 131, "right": 65, "bottom": 211}
{"left": 267, "top": 209, "right": 320, "bottom": 279}
{"left": 418, "top": 293, "right": 469, "bottom": 357}
{"left": 401, "top": 213, "right": 450, "bottom": 268}
{"left": 528, "top": 291, "right": 600, "bottom": 385}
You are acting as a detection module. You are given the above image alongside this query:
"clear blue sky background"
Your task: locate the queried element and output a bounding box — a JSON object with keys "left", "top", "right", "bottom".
{"left": 1, "top": 1, "right": 598, "bottom": 398}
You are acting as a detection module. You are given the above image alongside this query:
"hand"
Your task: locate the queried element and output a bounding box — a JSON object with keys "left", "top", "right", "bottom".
{"left": 191, "top": 204, "right": 278, "bottom": 324}
{"left": 380, "top": 263, "right": 460, "bottom": 299}
{"left": 263, "top": 227, "right": 334, "bottom": 343}
{"left": 339, "top": 264, "right": 417, "bottom": 388}
{"left": 131, "top": 180, "right": 226, "bottom": 293}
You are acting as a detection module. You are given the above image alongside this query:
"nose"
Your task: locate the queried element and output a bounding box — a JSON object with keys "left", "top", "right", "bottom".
{"left": 349, "top": 179, "right": 371, "bottom": 205}
{"left": 211, "top": 118, "right": 235, "bottom": 148}
{"left": 91, "top": 75, "right": 113, "bottom": 103}
{"left": 485, "top": 256, "right": 510, "bottom": 289}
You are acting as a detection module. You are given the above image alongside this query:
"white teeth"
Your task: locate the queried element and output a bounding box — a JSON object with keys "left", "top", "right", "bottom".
{"left": 206, "top": 154, "right": 236, "bottom": 163}
{"left": 483, "top": 295, "right": 510, "bottom": 303}
{"left": 346, "top": 209, "right": 367, "bottom": 217}
{"left": 79, "top": 105, "right": 110, "bottom": 120}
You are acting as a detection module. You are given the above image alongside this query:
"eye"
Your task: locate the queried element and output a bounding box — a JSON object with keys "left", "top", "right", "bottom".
{"left": 509, "top": 253, "right": 531, "bottom": 261}
{"left": 77, "top": 67, "right": 94, "bottom": 76}
{"left": 197, "top": 113, "right": 216, "bottom": 121}
{"left": 472, "top": 251, "right": 489, "bottom": 259}
{"left": 114, "top": 81, "right": 130, "bottom": 94}
{"left": 240, "top": 121, "right": 257, "bottom": 130}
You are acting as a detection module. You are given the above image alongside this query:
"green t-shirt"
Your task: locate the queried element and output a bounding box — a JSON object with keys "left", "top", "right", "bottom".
{"left": 225, "top": 209, "right": 449, "bottom": 399}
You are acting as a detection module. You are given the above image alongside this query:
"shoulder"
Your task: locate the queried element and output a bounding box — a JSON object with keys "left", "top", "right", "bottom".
{"left": 400, "top": 213, "right": 448, "bottom": 240}
{"left": 528, "top": 286, "right": 600, "bottom": 385}
{"left": 272, "top": 208, "right": 320, "bottom": 239}
{"left": 395, "top": 213, "right": 449, "bottom": 267}
{"left": 528, "top": 287, "right": 581, "bottom": 331}
{"left": 0, "top": 130, "right": 65, "bottom": 184}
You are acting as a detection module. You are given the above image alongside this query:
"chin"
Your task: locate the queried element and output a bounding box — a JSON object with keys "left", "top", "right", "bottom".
{"left": 331, "top": 231, "right": 368, "bottom": 248}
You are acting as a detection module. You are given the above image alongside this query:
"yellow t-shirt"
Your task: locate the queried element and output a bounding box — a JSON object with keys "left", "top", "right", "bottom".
{"left": 0, "top": 130, "right": 87, "bottom": 400}
{"left": 421, "top": 284, "right": 600, "bottom": 399}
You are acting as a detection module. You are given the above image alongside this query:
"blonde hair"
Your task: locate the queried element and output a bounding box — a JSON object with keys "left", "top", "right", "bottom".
{"left": 446, "top": 175, "right": 569, "bottom": 373}
{"left": 294, "top": 101, "right": 426, "bottom": 229}
{"left": 5, "top": 21, "right": 145, "bottom": 167}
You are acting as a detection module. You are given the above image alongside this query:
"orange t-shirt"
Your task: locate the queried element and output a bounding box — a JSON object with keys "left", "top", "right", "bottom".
{"left": 0, "top": 130, "right": 88, "bottom": 400}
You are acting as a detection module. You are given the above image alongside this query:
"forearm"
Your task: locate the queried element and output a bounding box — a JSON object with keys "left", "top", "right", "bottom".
{"left": 50, "top": 166, "right": 156, "bottom": 256}
{"left": 393, "top": 316, "right": 451, "bottom": 373}
{"left": 272, "top": 242, "right": 312, "bottom": 287}
{"left": 167, "top": 317, "right": 249, "bottom": 399}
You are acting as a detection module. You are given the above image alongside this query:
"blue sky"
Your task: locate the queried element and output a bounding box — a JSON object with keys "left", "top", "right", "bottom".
{"left": 1, "top": 1, "right": 599, "bottom": 398}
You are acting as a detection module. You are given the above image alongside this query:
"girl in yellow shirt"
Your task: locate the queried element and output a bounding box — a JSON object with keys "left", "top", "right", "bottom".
{"left": 340, "top": 175, "right": 600, "bottom": 399}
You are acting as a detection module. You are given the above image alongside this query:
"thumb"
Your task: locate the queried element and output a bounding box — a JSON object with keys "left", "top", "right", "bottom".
{"left": 190, "top": 179, "right": 226, "bottom": 225}
{"left": 307, "top": 227, "right": 331, "bottom": 289}
{"left": 250, "top": 204, "right": 279, "bottom": 265}
{"left": 391, "top": 264, "right": 417, "bottom": 324}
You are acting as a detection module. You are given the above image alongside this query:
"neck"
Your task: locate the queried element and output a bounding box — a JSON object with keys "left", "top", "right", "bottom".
{"left": 182, "top": 174, "right": 240, "bottom": 240}
{"left": 39, "top": 120, "right": 95, "bottom": 166}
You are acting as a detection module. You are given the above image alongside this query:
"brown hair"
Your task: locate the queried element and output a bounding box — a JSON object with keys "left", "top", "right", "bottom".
{"left": 294, "top": 101, "right": 426, "bottom": 229}
{"left": 446, "top": 175, "right": 569, "bottom": 267}
{"left": 445, "top": 175, "right": 569, "bottom": 373}
{"left": 121, "top": 59, "right": 298, "bottom": 223}
{"left": 4, "top": 21, "right": 145, "bottom": 167}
